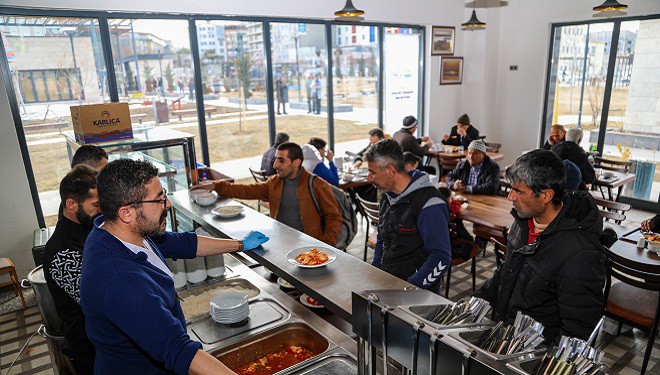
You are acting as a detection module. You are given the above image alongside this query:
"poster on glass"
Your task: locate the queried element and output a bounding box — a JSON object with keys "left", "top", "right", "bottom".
{"left": 440, "top": 57, "right": 463, "bottom": 85}
{"left": 431, "top": 26, "right": 455, "bottom": 55}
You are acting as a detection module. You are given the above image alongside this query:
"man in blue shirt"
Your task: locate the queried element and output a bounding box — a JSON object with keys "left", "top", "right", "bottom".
{"left": 365, "top": 139, "right": 451, "bottom": 290}
{"left": 81, "top": 159, "right": 268, "bottom": 375}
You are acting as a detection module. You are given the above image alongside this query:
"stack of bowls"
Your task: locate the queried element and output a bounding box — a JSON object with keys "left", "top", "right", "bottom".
{"left": 210, "top": 292, "right": 249, "bottom": 324}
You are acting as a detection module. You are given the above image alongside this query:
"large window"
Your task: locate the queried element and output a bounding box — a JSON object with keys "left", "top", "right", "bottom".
{"left": 195, "top": 20, "right": 270, "bottom": 177}
{"left": 108, "top": 18, "right": 201, "bottom": 159}
{"left": 332, "top": 25, "right": 380, "bottom": 157}
{"left": 1, "top": 16, "right": 109, "bottom": 226}
{"left": 270, "top": 22, "right": 329, "bottom": 147}
{"left": 1, "top": 10, "right": 425, "bottom": 225}
{"left": 543, "top": 17, "right": 660, "bottom": 206}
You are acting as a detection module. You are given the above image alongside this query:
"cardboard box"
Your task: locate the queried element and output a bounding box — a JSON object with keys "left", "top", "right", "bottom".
{"left": 70, "top": 102, "right": 133, "bottom": 144}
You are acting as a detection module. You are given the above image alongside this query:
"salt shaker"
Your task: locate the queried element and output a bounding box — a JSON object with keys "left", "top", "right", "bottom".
{"left": 637, "top": 236, "right": 647, "bottom": 249}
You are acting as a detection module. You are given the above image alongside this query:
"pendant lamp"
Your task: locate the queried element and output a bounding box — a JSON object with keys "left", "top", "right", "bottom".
{"left": 462, "top": 2, "right": 486, "bottom": 28}
{"left": 593, "top": 0, "right": 627, "bottom": 11}
{"left": 335, "top": 0, "right": 365, "bottom": 17}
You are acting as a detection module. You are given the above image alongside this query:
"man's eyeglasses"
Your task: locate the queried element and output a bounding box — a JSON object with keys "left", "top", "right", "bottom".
{"left": 126, "top": 188, "right": 169, "bottom": 209}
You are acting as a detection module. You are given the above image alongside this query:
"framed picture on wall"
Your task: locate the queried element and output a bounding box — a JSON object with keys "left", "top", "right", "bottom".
{"left": 440, "top": 57, "right": 463, "bottom": 85}
{"left": 431, "top": 26, "right": 455, "bottom": 55}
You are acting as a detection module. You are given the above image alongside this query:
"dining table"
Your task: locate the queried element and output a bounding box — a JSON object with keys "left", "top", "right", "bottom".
{"left": 454, "top": 194, "right": 513, "bottom": 232}
{"left": 608, "top": 230, "right": 660, "bottom": 274}
{"left": 592, "top": 170, "right": 636, "bottom": 201}
{"left": 426, "top": 148, "right": 504, "bottom": 162}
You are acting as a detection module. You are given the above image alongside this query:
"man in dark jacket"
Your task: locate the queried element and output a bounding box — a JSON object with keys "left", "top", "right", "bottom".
{"left": 353, "top": 128, "right": 385, "bottom": 167}
{"left": 442, "top": 113, "right": 480, "bottom": 148}
{"left": 446, "top": 140, "right": 500, "bottom": 195}
{"left": 475, "top": 150, "right": 606, "bottom": 344}
{"left": 365, "top": 139, "right": 451, "bottom": 290}
{"left": 261, "top": 132, "right": 289, "bottom": 177}
{"left": 642, "top": 214, "right": 660, "bottom": 233}
{"left": 393, "top": 116, "right": 435, "bottom": 175}
{"left": 550, "top": 127, "right": 596, "bottom": 190}
{"left": 542, "top": 124, "right": 566, "bottom": 150}
{"left": 44, "top": 165, "right": 101, "bottom": 374}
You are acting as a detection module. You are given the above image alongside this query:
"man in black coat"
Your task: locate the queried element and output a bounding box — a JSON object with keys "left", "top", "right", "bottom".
{"left": 43, "top": 165, "right": 102, "bottom": 374}
{"left": 550, "top": 127, "right": 596, "bottom": 190}
{"left": 393, "top": 116, "right": 435, "bottom": 175}
{"left": 446, "top": 140, "right": 500, "bottom": 195}
{"left": 442, "top": 113, "right": 480, "bottom": 148}
{"left": 541, "top": 124, "right": 566, "bottom": 150}
{"left": 475, "top": 150, "right": 606, "bottom": 344}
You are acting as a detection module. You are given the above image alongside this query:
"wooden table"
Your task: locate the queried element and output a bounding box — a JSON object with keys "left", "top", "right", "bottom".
{"left": 455, "top": 194, "right": 513, "bottom": 231}
{"left": 338, "top": 177, "right": 370, "bottom": 190}
{"left": 593, "top": 170, "right": 636, "bottom": 201}
{"left": 609, "top": 236, "right": 660, "bottom": 274}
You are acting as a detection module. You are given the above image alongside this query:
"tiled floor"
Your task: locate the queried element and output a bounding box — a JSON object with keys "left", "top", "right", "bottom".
{"left": 1, "top": 205, "right": 657, "bottom": 374}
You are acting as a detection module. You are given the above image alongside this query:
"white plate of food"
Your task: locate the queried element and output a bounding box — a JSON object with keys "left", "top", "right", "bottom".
{"left": 300, "top": 293, "right": 324, "bottom": 309}
{"left": 211, "top": 205, "right": 244, "bottom": 218}
{"left": 277, "top": 277, "right": 295, "bottom": 289}
{"left": 286, "top": 247, "right": 337, "bottom": 268}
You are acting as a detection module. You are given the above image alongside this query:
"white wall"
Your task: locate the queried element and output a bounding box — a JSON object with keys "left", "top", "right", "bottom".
{"left": 0, "top": 67, "right": 39, "bottom": 278}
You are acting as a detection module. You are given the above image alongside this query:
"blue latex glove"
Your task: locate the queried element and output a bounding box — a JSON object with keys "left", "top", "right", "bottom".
{"left": 242, "top": 231, "right": 269, "bottom": 250}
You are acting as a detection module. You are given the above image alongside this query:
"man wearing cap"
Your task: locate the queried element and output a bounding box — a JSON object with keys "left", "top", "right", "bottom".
{"left": 393, "top": 115, "right": 435, "bottom": 174}
{"left": 442, "top": 114, "right": 480, "bottom": 148}
{"left": 446, "top": 140, "right": 500, "bottom": 195}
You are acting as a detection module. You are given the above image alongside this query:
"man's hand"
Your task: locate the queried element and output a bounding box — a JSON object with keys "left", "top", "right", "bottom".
{"left": 457, "top": 127, "right": 467, "bottom": 136}
{"left": 642, "top": 219, "right": 656, "bottom": 232}
{"left": 191, "top": 182, "right": 215, "bottom": 192}
{"left": 326, "top": 149, "right": 334, "bottom": 162}
{"left": 453, "top": 180, "right": 466, "bottom": 192}
{"left": 443, "top": 134, "right": 450, "bottom": 142}
{"left": 353, "top": 160, "right": 363, "bottom": 168}
{"left": 242, "top": 231, "right": 269, "bottom": 250}
{"left": 421, "top": 136, "right": 433, "bottom": 146}
{"left": 547, "top": 133, "right": 555, "bottom": 145}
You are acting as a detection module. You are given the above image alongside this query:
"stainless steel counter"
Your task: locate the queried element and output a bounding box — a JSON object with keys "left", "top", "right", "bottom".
{"left": 169, "top": 190, "right": 412, "bottom": 322}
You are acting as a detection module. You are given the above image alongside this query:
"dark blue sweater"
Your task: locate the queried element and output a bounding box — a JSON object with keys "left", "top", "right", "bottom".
{"left": 313, "top": 161, "right": 339, "bottom": 186}
{"left": 80, "top": 216, "right": 201, "bottom": 375}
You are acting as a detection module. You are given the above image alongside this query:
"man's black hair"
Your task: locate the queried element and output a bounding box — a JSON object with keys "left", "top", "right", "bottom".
{"left": 403, "top": 151, "right": 421, "bottom": 167}
{"left": 308, "top": 137, "right": 327, "bottom": 150}
{"left": 276, "top": 142, "right": 304, "bottom": 163}
{"left": 369, "top": 128, "right": 385, "bottom": 139}
{"left": 97, "top": 159, "right": 159, "bottom": 221}
{"left": 273, "top": 132, "right": 290, "bottom": 147}
{"left": 60, "top": 164, "right": 98, "bottom": 204}
{"left": 505, "top": 149, "right": 565, "bottom": 205}
{"left": 364, "top": 138, "right": 406, "bottom": 173}
{"left": 71, "top": 145, "right": 108, "bottom": 169}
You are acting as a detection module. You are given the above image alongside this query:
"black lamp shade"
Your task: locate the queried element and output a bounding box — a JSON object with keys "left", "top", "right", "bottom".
{"left": 462, "top": 9, "right": 486, "bottom": 28}
{"left": 335, "top": 0, "right": 365, "bottom": 17}
{"left": 593, "top": 0, "right": 628, "bottom": 11}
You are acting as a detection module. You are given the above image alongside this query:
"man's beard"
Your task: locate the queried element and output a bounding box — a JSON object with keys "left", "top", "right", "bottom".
{"left": 136, "top": 209, "right": 168, "bottom": 238}
{"left": 75, "top": 205, "right": 97, "bottom": 228}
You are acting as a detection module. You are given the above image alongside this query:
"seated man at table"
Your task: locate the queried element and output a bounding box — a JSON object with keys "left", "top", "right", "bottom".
{"left": 302, "top": 137, "right": 339, "bottom": 186}
{"left": 44, "top": 165, "right": 101, "bottom": 374}
{"left": 207, "top": 142, "right": 342, "bottom": 246}
{"left": 442, "top": 113, "right": 480, "bottom": 148}
{"left": 474, "top": 149, "right": 606, "bottom": 344}
{"left": 365, "top": 139, "right": 451, "bottom": 290}
{"left": 642, "top": 214, "right": 660, "bottom": 233}
{"left": 542, "top": 124, "right": 566, "bottom": 150}
{"left": 81, "top": 159, "right": 268, "bottom": 374}
{"left": 261, "top": 132, "right": 289, "bottom": 177}
{"left": 550, "top": 127, "right": 595, "bottom": 190}
{"left": 353, "top": 128, "right": 385, "bottom": 167}
{"left": 393, "top": 115, "right": 436, "bottom": 175}
{"left": 446, "top": 140, "right": 500, "bottom": 195}
{"left": 403, "top": 151, "right": 421, "bottom": 172}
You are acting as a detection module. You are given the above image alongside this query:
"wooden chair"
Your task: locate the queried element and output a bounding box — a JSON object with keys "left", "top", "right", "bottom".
{"left": 439, "top": 156, "right": 463, "bottom": 178}
{"left": 594, "top": 156, "right": 632, "bottom": 173}
{"left": 248, "top": 168, "right": 270, "bottom": 213}
{"left": 489, "top": 237, "right": 507, "bottom": 267}
{"left": 594, "top": 198, "right": 631, "bottom": 222}
{"left": 356, "top": 195, "right": 380, "bottom": 262}
{"left": 484, "top": 142, "right": 501, "bottom": 153}
{"left": 0, "top": 258, "right": 27, "bottom": 310}
{"left": 444, "top": 216, "right": 481, "bottom": 298}
{"left": 498, "top": 170, "right": 511, "bottom": 197}
{"left": 473, "top": 224, "right": 507, "bottom": 257}
{"left": 604, "top": 248, "right": 660, "bottom": 375}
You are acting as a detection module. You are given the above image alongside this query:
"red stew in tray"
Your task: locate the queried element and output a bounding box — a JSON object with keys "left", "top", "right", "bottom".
{"left": 234, "top": 345, "right": 315, "bottom": 375}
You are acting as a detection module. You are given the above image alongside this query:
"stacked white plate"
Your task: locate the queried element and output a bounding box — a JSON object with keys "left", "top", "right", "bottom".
{"left": 210, "top": 292, "right": 249, "bottom": 324}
